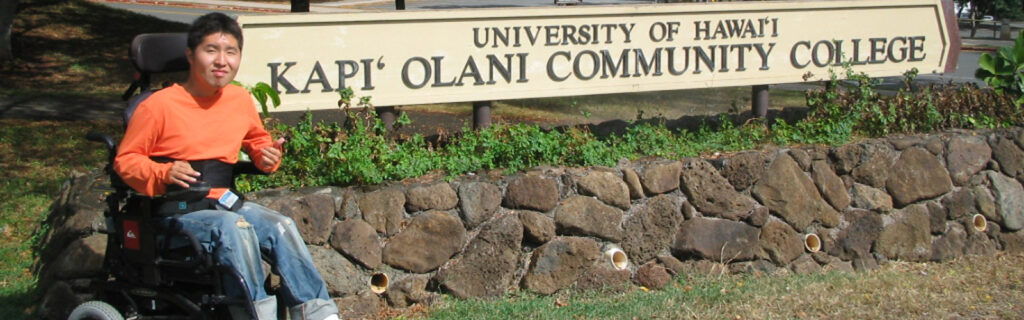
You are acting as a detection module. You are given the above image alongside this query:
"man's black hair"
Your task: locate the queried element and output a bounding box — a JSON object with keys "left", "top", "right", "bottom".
{"left": 187, "top": 12, "right": 243, "bottom": 51}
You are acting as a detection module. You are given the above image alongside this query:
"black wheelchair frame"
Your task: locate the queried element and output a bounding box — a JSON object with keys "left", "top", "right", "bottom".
{"left": 70, "top": 33, "right": 261, "bottom": 320}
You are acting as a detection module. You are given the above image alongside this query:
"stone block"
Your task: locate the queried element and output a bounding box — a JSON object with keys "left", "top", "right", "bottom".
{"left": 633, "top": 261, "right": 672, "bottom": 290}
{"left": 851, "top": 142, "right": 895, "bottom": 188}
{"left": 577, "top": 170, "right": 631, "bottom": 209}
{"left": 458, "top": 182, "right": 502, "bottom": 229}
{"left": 717, "top": 151, "right": 772, "bottom": 191}
{"left": 1000, "top": 231, "right": 1024, "bottom": 253}
{"left": 946, "top": 135, "right": 992, "bottom": 185}
{"left": 621, "top": 195, "right": 681, "bottom": 263}
{"left": 330, "top": 219, "right": 382, "bottom": 269}
{"left": 335, "top": 187, "right": 361, "bottom": 221}
{"left": 811, "top": 160, "right": 851, "bottom": 211}
{"left": 47, "top": 234, "right": 106, "bottom": 280}
{"left": 789, "top": 254, "right": 822, "bottom": 275}
{"left": 788, "top": 148, "right": 812, "bottom": 171}
{"left": 850, "top": 183, "right": 894, "bottom": 213}
{"left": 728, "top": 260, "right": 777, "bottom": 276}
{"left": 673, "top": 217, "right": 760, "bottom": 262}
{"left": 942, "top": 188, "right": 976, "bottom": 221}
{"left": 309, "top": 245, "right": 364, "bottom": 297}
{"left": 358, "top": 189, "right": 406, "bottom": 236}
{"left": 680, "top": 158, "right": 757, "bottom": 221}
{"left": 553, "top": 196, "right": 623, "bottom": 242}
{"left": 931, "top": 222, "right": 967, "bottom": 261}
{"left": 638, "top": 161, "right": 682, "bottom": 195}
{"left": 877, "top": 204, "right": 933, "bottom": 262}
{"left": 834, "top": 209, "right": 883, "bottom": 261}
{"left": 382, "top": 211, "right": 466, "bottom": 273}
{"left": 522, "top": 237, "right": 600, "bottom": 295}
{"left": 986, "top": 171, "right": 1024, "bottom": 231}
{"left": 886, "top": 147, "right": 954, "bottom": 208}
{"left": 759, "top": 218, "right": 803, "bottom": 266}
{"left": 991, "top": 136, "right": 1024, "bottom": 179}
{"left": 752, "top": 153, "right": 840, "bottom": 229}
{"left": 406, "top": 183, "right": 458, "bottom": 212}
{"left": 387, "top": 275, "right": 439, "bottom": 308}
{"left": 519, "top": 210, "right": 555, "bottom": 245}
{"left": 436, "top": 214, "right": 522, "bottom": 298}
{"left": 621, "top": 167, "right": 645, "bottom": 199}
{"left": 336, "top": 290, "right": 382, "bottom": 320}
{"left": 830, "top": 143, "right": 863, "bottom": 174}
{"left": 503, "top": 176, "right": 559, "bottom": 212}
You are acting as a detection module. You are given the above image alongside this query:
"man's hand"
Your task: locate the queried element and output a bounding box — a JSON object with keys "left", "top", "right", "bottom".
{"left": 260, "top": 138, "right": 286, "bottom": 171}
{"left": 166, "top": 161, "right": 200, "bottom": 188}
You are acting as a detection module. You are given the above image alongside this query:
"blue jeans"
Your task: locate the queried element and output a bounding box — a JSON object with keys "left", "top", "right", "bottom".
{"left": 168, "top": 202, "right": 338, "bottom": 320}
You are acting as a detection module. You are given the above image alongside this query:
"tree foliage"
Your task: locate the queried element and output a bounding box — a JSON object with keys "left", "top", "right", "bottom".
{"left": 969, "top": 0, "right": 1024, "bottom": 20}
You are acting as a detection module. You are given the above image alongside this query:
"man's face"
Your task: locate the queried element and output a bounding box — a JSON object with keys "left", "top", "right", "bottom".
{"left": 186, "top": 32, "right": 241, "bottom": 93}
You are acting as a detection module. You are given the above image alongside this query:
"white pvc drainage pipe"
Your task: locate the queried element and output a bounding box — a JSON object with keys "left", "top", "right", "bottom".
{"left": 369, "top": 272, "right": 389, "bottom": 294}
{"left": 603, "top": 245, "right": 628, "bottom": 270}
{"left": 972, "top": 214, "right": 988, "bottom": 233}
{"left": 804, "top": 233, "right": 822, "bottom": 253}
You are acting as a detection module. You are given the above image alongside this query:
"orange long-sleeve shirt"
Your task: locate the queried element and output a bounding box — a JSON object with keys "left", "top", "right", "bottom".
{"left": 114, "top": 84, "right": 279, "bottom": 196}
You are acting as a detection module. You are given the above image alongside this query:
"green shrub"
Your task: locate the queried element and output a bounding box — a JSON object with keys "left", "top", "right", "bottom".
{"left": 795, "top": 66, "right": 1020, "bottom": 141}
{"left": 976, "top": 30, "right": 1024, "bottom": 106}
{"left": 236, "top": 66, "right": 1023, "bottom": 192}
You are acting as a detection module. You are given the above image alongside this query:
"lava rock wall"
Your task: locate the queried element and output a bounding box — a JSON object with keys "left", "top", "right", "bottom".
{"left": 34, "top": 128, "right": 1024, "bottom": 319}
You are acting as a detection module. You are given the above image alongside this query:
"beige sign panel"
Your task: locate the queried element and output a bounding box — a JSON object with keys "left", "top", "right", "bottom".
{"left": 235, "top": 0, "right": 958, "bottom": 112}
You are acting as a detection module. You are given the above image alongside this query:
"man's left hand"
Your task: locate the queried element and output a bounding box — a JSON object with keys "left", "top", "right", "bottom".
{"left": 260, "top": 138, "right": 286, "bottom": 171}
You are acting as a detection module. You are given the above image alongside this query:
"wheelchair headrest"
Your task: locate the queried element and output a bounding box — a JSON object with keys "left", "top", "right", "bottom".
{"left": 131, "top": 33, "right": 189, "bottom": 74}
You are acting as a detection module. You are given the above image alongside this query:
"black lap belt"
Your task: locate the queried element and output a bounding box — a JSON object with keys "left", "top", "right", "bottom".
{"left": 150, "top": 158, "right": 244, "bottom": 216}
{"left": 151, "top": 158, "right": 235, "bottom": 189}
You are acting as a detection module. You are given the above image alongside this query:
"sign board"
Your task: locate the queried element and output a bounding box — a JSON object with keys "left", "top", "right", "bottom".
{"left": 236, "top": 0, "right": 959, "bottom": 112}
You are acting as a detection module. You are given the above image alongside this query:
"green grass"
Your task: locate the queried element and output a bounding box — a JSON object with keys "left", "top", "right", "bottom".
{"left": 0, "top": 119, "right": 121, "bottom": 318}
{"left": 425, "top": 253, "right": 1024, "bottom": 319}
{"left": 425, "top": 274, "right": 827, "bottom": 319}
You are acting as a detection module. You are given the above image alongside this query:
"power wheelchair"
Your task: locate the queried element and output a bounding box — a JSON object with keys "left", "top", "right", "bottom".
{"left": 68, "top": 33, "right": 265, "bottom": 320}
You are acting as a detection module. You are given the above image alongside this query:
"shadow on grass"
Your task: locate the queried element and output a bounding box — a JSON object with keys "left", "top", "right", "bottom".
{"left": 4, "top": 0, "right": 187, "bottom": 94}
{"left": 0, "top": 289, "right": 37, "bottom": 319}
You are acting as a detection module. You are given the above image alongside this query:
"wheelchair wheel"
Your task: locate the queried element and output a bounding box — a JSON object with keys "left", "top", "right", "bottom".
{"left": 68, "top": 301, "right": 124, "bottom": 320}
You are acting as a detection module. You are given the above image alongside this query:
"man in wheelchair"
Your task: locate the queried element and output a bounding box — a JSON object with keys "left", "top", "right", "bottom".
{"left": 109, "top": 12, "right": 339, "bottom": 320}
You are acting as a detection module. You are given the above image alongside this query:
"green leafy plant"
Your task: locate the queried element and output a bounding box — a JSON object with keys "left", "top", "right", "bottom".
{"left": 976, "top": 30, "right": 1024, "bottom": 106}
{"left": 236, "top": 63, "right": 1023, "bottom": 193}
{"left": 233, "top": 81, "right": 281, "bottom": 117}
{"left": 797, "top": 63, "right": 1020, "bottom": 142}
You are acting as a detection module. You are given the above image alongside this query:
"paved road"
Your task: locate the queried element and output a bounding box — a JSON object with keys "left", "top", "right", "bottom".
{"left": 359, "top": 0, "right": 655, "bottom": 10}
{"left": 917, "top": 50, "right": 984, "bottom": 86}
{"left": 101, "top": 1, "right": 263, "bottom": 23}
{"left": 98, "top": 0, "right": 657, "bottom": 23}
{"left": 104, "top": 2, "right": 225, "bottom": 23}
{"left": 872, "top": 50, "right": 985, "bottom": 89}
